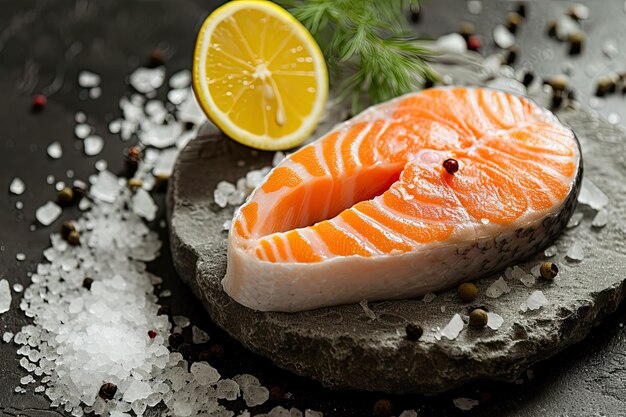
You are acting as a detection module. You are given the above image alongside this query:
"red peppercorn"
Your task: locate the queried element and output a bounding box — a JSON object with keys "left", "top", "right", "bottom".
{"left": 148, "top": 329, "right": 158, "bottom": 339}
{"left": 31, "top": 95, "right": 47, "bottom": 112}
{"left": 443, "top": 158, "right": 459, "bottom": 175}
{"left": 467, "top": 35, "right": 481, "bottom": 51}
{"left": 270, "top": 386, "right": 283, "bottom": 402}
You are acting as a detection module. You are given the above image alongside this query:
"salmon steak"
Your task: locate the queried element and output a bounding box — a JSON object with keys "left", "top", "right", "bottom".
{"left": 224, "top": 87, "right": 582, "bottom": 312}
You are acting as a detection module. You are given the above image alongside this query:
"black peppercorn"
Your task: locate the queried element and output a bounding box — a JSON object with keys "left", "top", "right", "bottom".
{"left": 168, "top": 332, "right": 184, "bottom": 349}
{"left": 443, "top": 158, "right": 459, "bottom": 175}
{"left": 82, "top": 277, "right": 94, "bottom": 290}
{"left": 67, "top": 230, "right": 81, "bottom": 246}
{"left": 405, "top": 323, "right": 423, "bottom": 341}
{"left": 373, "top": 399, "right": 393, "bottom": 417}
{"left": 98, "top": 382, "right": 117, "bottom": 401}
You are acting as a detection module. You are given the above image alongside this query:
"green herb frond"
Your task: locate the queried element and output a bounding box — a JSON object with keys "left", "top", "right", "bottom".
{"left": 277, "top": 0, "right": 438, "bottom": 113}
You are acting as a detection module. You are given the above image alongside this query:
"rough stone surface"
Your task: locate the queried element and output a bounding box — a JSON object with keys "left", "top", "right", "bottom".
{"left": 167, "top": 71, "right": 626, "bottom": 394}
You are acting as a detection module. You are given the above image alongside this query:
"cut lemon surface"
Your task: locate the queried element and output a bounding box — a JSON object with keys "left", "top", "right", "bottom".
{"left": 192, "top": 0, "right": 328, "bottom": 151}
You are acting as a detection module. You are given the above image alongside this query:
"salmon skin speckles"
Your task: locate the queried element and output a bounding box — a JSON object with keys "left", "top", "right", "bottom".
{"left": 224, "top": 87, "right": 581, "bottom": 312}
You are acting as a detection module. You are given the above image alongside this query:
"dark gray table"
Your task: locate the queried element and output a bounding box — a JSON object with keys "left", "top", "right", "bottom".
{"left": 1, "top": 1, "right": 625, "bottom": 416}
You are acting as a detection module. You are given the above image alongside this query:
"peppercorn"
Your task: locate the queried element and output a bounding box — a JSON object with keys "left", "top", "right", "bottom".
{"left": 177, "top": 342, "right": 193, "bottom": 358}
{"left": 208, "top": 344, "right": 224, "bottom": 359}
{"left": 57, "top": 187, "right": 74, "bottom": 206}
{"left": 184, "top": 121, "right": 195, "bottom": 131}
{"left": 128, "top": 178, "right": 143, "bottom": 190}
{"left": 505, "top": 47, "right": 519, "bottom": 65}
{"left": 67, "top": 230, "right": 81, "bottom": 246}
{"left": 506, "top": 12, "right": 523, "bottom": 34}
{"left": 409, "top": 2, "right": 421, "bottom": 23}
{"left": 469, "top": 308, "right": 489, "bottom": 328}
{"left": 546, "top": 74, "right": 568, "bottom": 92}
{"left": 405, "top": 323, "right": 423, "bottom": 341}
{"left": 372, "top": 399, "right": 393, "bottom": 417}
{"left": 82, "top": 277, "right": 94, "bottom": 290}
{"left": 443, "top": 158, "right": 459, "bottom": 175}
{"left": 551, "top": 90, "right": 564, "bottom": 110}
{"left": 467, "top": 35, "right": 481, "bottom": 51}
{"left": 61, "top": 221, "right": 76, "bottom": 240}
{"left": 148, "top": 48, "right": 167, "bottom": 67}
{"left": 72, "top": 180, "right": 88, "bottom": 200}
{"left": 546, "top": 20, "right": 557, "bottom": 38}
{"left": 148, "top": 329, "right": 158, "bottom": 339}
{"left": 457, "top": 282, "right": 478, "bottom": 302}
{"left": 98, "top": 382, "right": 117, "bottom": 401}
{"left": 516, "top": 2, "right": 527, "bottom": 18}
{"left": 125, "top": 146, "right": 142, "bottom": 177}
{"left": 459, "top": 22, "right": 475, "bottom": 39}
{"left": 270, "top": 386, "right": 283, "bottom": 402}
{"left": 568, "top": 31, "right": 584, "bottom": 55}
{"left": 168, "top": 332, "right": 184, "bottom": 349}
{"left": 157, "top": 304, "right": 171, "bottom": 316}
{"left": 31, "top": 95, "right": 47, "bottom": 112}
{"left": 540, "top": 262, "right": 558, "bottom": 280}
{"left": 522, "top": 71, "right": 535, "bottom": 87}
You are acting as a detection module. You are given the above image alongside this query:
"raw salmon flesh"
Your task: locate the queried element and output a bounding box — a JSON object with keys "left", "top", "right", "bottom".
{"left": 223, "top": 87, "right": 582, "bottom": 312}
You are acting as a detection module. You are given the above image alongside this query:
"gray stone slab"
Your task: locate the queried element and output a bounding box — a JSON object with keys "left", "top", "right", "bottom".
{"left": 167, "top": 55, "right": 626, "bottom": 393}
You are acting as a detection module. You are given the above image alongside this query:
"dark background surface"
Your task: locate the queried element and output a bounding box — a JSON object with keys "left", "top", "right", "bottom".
{"left": 1, "top": 1, "right": 625, "bottom": 416}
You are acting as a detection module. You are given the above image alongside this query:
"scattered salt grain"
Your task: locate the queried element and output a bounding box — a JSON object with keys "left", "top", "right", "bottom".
{"left": 520, "top": 290, "right": 548, "bottom": 312}
{"left": 493, "top": 24, "right": 515, "bottom": 49}
{"left": 422, "top": 292, "right": 437, "bottom": 303}
{"left": 607, "top": 113, "right": 621, "bottom": 125}
{"left": 485, "top": 277, "right": 511, "bottom": 298}
{"left": 435, "top": 33, "right": 467, "bottom": 55}
{"left": 222, "top": 219, "right": 233, "bottom": 231}
{"left": 441, "top": 314, "right": 464, "bottom": 340}
{"left": 603, "top": 39, "right": 619, "bottom": 58}
{"left": 84, "top": 135, "right": 104, "bottom": 156}
{"left": 159, "top": 289, "right": 171, "bottom": 298}
{"left": 190, "top": 361, "right": 221, "bottom": 386}
{"left": 192, "top": 325, "right": 210, "bottom": 344}
{"left": 359, "top": 299, "right": 377, "bottom": 320}
{"left": 169, "top": 70, "right": 192, "bottom": 89}
{"left": 272, "top": 151, "right": 286, "bottom": 167}
{"left": 35, "top": 201, "right": 62, "bottom": 226}
{"left": 172, "top": 315, "right": 191, "bottom": 328}
{"left": 569, "top": 3, "right": 590, "bottom": 20}
{"left": 555, "top": 15, "right": 579, "bottom": 41}
{"left": 531, "top": 263, "right": 542, "bottom": 278}
{"left": 567, "top": 212, "right": 583, "bottom": 228}
{"left": 13, "top": 283, "right": 24, "bottom": 293}
{"left": 487, "top": 312, "right": 504, "bottom": 330}
{"left": 9, "top": 177, "right": 25, "bottom": 195}
{"left": 0, "top": 280, "right": 11, "bottom": 314}
{"left": 566, "top": 241, "right": 584, "bottom": 261}
{"left": 16, "top": 253, "right": 25, "bottom": 261}
{"left": 399, "top": 411, "right": 418, "bottom": 417}
{"left": 592, "top": 209, "right": 608, "bottom": 228}
{"left": 453, "top": 398, "right": 479, "bottom": 411}
{"left": 544, "top": 245, "right": 558, "bottom": 258}
{"left": 304, "top": 411, "right": 323, "bottom": 417}
{"left": 47, "top": 141, "right": 63, "bottom": 159}
{"left": 91, "top": 170, "right": 120, "bottom": 203}
{"left": 20, "top": 375, "right": 35, "bottom": 385}
{"left": 129, "top": 67, "right": 166, "bottom": 94}
{"left": 467, "top": 0, "right": 482, "bottom": 14}
{"left": 578, "top": 178, "right": 609, "bottom": 210}
{"left": 131, "top": 188, "right": 157, "bottom": 221}
{"left": 216, "top": 379, "right": 240, "bottom": 401}
{"left": 74, "top": 123, "right": 92, "bottom": 139}
{"left": 2, "top": 331, "right": 14, "bottom": 343}
{"left": 78, "top": 70, "right": 101, "bottom": 88}
{"left": 75, "top": 112, "right": 87, "bottom": 123}
{"left": 90, "top": 87, "right": 102, "bottom": 99}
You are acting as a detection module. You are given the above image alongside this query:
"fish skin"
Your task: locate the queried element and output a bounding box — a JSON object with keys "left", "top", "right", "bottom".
{"left": 223, "top": 87, "right": 582, "bottom": 312}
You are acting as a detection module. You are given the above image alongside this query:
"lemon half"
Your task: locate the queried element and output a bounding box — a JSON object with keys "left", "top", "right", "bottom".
{"left": 192, "top": 0, "right": 328, "bottom": 151}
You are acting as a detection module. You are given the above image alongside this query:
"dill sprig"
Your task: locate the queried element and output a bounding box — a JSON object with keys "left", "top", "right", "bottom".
{"left": 278, "top": 0, "right": 438, "bottom": 113}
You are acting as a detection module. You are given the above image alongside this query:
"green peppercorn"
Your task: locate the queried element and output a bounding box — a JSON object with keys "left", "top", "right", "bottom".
{"left": 57, "top": 187, "right": 74, "bottom": 206}
{"left": 469, "top": 308, "right": 489, "bottom": 328}
{"left": 540, "top": 262, "right": 558, "bottom": 280}
{"left": 61, "top": 221, "right": 76, "bottom": 240}
{"left": 372, "top": 398, "right": 393, "bottom": 417}
{"left": 67, "top": 230, "right": 81, "bottom": 246}
{"left": 405, "top": 323, "right": 423, "bottom": 341}
{"left": 457, "top": 283, "right": 478, "bottom": 302}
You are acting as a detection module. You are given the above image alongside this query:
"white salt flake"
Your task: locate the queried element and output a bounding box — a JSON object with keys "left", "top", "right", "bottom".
{"left": 222, "top": 219, "right": 233, "bottom": 231}
{"left": 544, "top": 245, "right": 558, "bottom": 258}
{"left": 521, "top": 290, "right": 548, "bottom": 312}
{"left": 441, "top": 314, "right": 464, "bottom": 340}
{"left": 16, "top": 253, "right": 25, "bottom": 261}
{"left": 35, "top": 201, "right": 62, "bottom": 226}
{"left": 487, "top": 312, "right": 504, "bottom": 330}
{"left": 2, "top": 331, "right": 14, "bottom": 343}
{"left": 138, "top": 122, "right": 182, "bottom": 148}
{"left": 167, "top": 88, "right": 189, "bottom": 105}
{"left": 569, "top": 3, "right": 590, "bottom": 20}
{"left": 269, "top": 406, "right": 291, "bottom": 417}
{"left": 486, "top": 277, "right": 511, "bottom": 298}
{"left": 129, "top": 67, "right": 165, "bottom": 94}
{"left": 399, "top": 411, "right": 418, "bottom": 417}
{"left": 78, "top": 70, "right": 101, "bottom": 88}
{"left": 153, "top": 148, "right": 179, "bottom": 178}
{"left": 131, "top": 188, "right": 157, "bottom": 221}
{"left": 47, "top": 141, "right": 63, "bottom": 159}
{"left": 177, "top": 91, "right": 207, "bottom": 125}
{"left": 272, "top": 151, "right": 286, "bottom": 167}
{"left": 123, "top": 379, "right": 152, "bottom": 402}
{"left": 578, "top": 178, "right": 609, "bottom": 210}
{"left": 91, "top": 170, "right": 120, "bottom": 203}
{"left": 566, "top": 241, "right": 584, "bottom": 261}
{"left": 20, "top": 375, "right": 34, "bottom": 385}
{"left": 216, "top": 379, "right": 240, "bottom": 400}
{"left": 74, "top": 123, "right": 92, "bottom": 139}
{"left": 359, "top": 299, "right": 377, "bottom": 320}
{"left": 467, "top": 0, "right": 482, "bottom": 14}
{"left": 592, "top": 209, "right": 608, "bottom": 228}
{"left": 0, "top": 280, "right": 11, "bottom": 314}
{"left": 13, "top": 283, "right": 24, "bottom": 292}
{"left": 453, "top": 397, "right": 479, "bottom": 411}
{"left": 169, "top": 69, "right": 192, "bottom": 89}
{"left": 493, "top": 24, "right": 515, "bottom": 49}
{"left": 84, "top": 135, "right": 104, "bottom": 156}
{"left": 603, "top": 39, "right": 619, "bottom": 58}
{"left": 190, "top": 361, "right": 221, "bottom": 386}
{"left": 422, "top": 292, "right": 436, "bottom": 303}
{"left": 567, "top": 212, "right": 583, "bottom": 228}
{"left": 243, "top": 385, "right": 269, "bottom": 407}
{"left": 192, "top": 325, "right": 210, "bottom": 344}
{"left": 435, "top": 33, "right": 467, "bottom": 55}
{"left": 556, "top": 15, "right": 580, "bottom": 41}
{"left": 304, "top": 411, "right": 323, "bottom": 417}
{"left": 89, "top": 87, "right": 102, "bottom": 99}
{"left": 172, "top": 315, "right": 190, "bottom": 328}
{"left": 9, "top": 177, "right": 25, "bottom": 195}
{"left": 531, "top": 263, "right": 542, "bottom": 278}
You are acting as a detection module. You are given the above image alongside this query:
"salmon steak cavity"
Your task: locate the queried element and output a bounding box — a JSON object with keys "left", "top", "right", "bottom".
{"left": 223, "top": 87, "right": 582, "bottom": 312}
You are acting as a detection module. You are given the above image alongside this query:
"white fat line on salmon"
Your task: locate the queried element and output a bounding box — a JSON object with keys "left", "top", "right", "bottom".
{"left": 298, "top": 228, "right": 331, "bottom": 260}
{"left": 347, "top": 120, "right": 374, "bottom": 168}
{"left": 351, "top": 209, "right": 409, "bottom": 247}
{"left": 329, "top": 217, "right": 378, "bottom": 255}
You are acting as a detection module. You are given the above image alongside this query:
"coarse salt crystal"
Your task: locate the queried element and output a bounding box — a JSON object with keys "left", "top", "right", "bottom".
{"left": 35, "top": 201, "right": 62, "bottom": 226}
{"left": 441, "top": 314, "right": 464, "bottom": 340}
{"left": 47, "top": 141, "right": 63, "bottom": 159}
{"left": 9, "top": 177, "right": 25, "bottom": 195}
{"left": 0, "top": 280, "right": 11, "bottom": 314}
{"left": 578, "top": 178, "right": 609, "bottom": 210}
{"left": 566, "top": 241, "right": 584, "bottom": 261}
{"left": 520, "top": 290, "right": 548, "bottom": 312}
{"left": 422, "top": 293, "right": 437, "bottom": 303}
{"left": 592, "top": 209, "right": 608, "bottom": 228}
{"left": 485, "top": 277, "right": 511, "bottom": 298}
{"left": 453, "top": 397, "right": 479, "bottom": 411}
{"left": 487, "top": 312, "right": 504, "bottom": 330}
